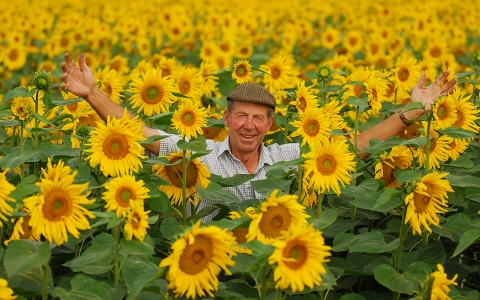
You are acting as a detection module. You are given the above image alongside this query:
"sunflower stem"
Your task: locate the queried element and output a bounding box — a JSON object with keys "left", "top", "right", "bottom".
{"left": 473, "top": 68, "right": 478, "bottom": 107}
{"left": 283, "top": 110, "right": 289, "bottom": 145}
{"left": 34, "top": 91, "right": 40, "bottom": 178}
{"left": 42, "top": 263, "right": 48, "bottom": 300}
{"left": 181, "top": 149, "right": 188, "bottom": 226}
{"left": 275, "top": 288, "right": 282, "bottom": 300}
{"left": 422, "top": 231, "right": 429, "bottom": 245}
{"left": 317, "top": 192, "right": 324, "bottom": 218}
{"left": 350, "top": 105, "right": 360, "bottom": 233}
{"left": 425, "top": 112, "right": 433, "bottom": 172}
{"left": 113, "top": 224, "right": 120, "bottom": 286}
{"left": 261, "top": 266, "right": 268, "bottom": 299}
{"left": 19, "top": 121, "right": 25, "bottom": 181}
{"left": 395, "top": 206, "right": 408, "bottom": 272}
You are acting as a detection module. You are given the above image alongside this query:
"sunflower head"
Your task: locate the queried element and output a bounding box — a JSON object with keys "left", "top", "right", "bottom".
{"left": 31, "top": 70, "right": 51, "bottom": 91}
{"left": 231, "top": 59, "right": 253, "bottom": 84}
{"left": 316, "top": 65, "right": 333, "bottom": 83}
{"left": 76, "top": 123, "right": 90, "bottom": 138}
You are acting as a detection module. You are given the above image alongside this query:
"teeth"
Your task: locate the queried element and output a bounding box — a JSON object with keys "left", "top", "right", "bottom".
{"left": 243, "top": 135, "right": 254, "bottom": 138}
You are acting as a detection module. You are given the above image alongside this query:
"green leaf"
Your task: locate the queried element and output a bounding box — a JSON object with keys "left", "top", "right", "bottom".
{"left": 437, "top": 127, "right": 478, "bottom": 139}
{"left": 444, "top": 156, "right": 474, "bottom": 169}
{"left": 266, "top": 158, "right": 306, "bottom": 172}
{"left": 339, "top": 294, "right": 367, "bottom": 300}
{"left": 242, "top": 240, "right": 275, "bottom": 271}
{"left": 53, "top": 274, "right": 112, "bottom": 300}
{"left": 145, "top": 191, "right": 170, "bottom": 214}
{"left": 312, "top": 209, "right": 338, "bottom": 230}
{"left": 401, "top": 241, "right": 446, "bottom": 271}
{"left": 348, "top": 231, "right": 400, "bottom": 253}
{"left": 123, "top": 258, "right": 167, "bottom": 300}
{"left": 397, "top": 170, "right": 420, "bottom": 185}
{"left": 250, "top": 179, "right": 292, "bottom": 196}
{"left": 332, "top": 233, "right": 355, "bottom": 252}
{"left": 323, "top": 219, "right": 360, "bottom": 238}
{"left": 346, "top": 94, "right": 369, "bottom": 113}
{"left": 400, "top": 137, "right": 426, "bottom": 149}
{"left": 51, "top": 97, "right": 83, "bottom": 106}
{"left": 4, "top": 240, "right": 52, "bottom": 277}
{"left": 402, "top": 101, "right": 425, "bottom": 112}
{"left": 452, "top": 229, "right": 480, "bottom": 257}
{"left": 373, "top": 189, "right": 401, "bottom": 209}
{"left": 196, "top": 182, "right": 242, "bottom": 203}
{"left": 432, "top": 213, "right": 472, "bottom": 243}
{"left": 209, "top": 173, "right": 256, "bottom": 187}
{"left": 7, "top": 265, "right": 54, "bottom": 297}
{"left": 107, "top": 217, "right": 123, "bottom": 229}
{"left": 3, "top": 86, "right": 36, "bottom": 102}
{"left": 0, "top": 149, "right": 37, "bottom": 170}
{"left": 32, "top": 112, "right": 55, "bottom": 126}
{"left": 120, "top": 236, "right": 155, "bottom": 256}
{"left": 63, "top": 244, "right": 113, "bottom": 275}
{"left": 446, "top": 174, "right": 480, "bottom": 188}
{"left": 0, "top": 119, "right": 20, "bottom": 127}
{"left": 373, "top": 264, "right": 418, "bottom": 295}
{"left": 139, "top": 135, "right": 166, "bottom": 146}
{"left": 8, "top": 175, "right": 39, "bottom": 202}
{"left": 159, "top": 217, "right": 183, "bottom": 242}
{"left": 42, "top": 89, "right": 55, "bottom": 111}
{"left": 341, "top": 179, "right": 379, "bottom": 198}
{"left": 349, "top": 191, "right": 403, "bottom": 212}
{"left": 177, "top": 136, "right": 209, "bottom": 152}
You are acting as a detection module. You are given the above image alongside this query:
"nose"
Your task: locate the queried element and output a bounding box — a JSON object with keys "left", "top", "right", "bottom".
{"left": 243, "top": 117, "right": 254, "bottom": 129}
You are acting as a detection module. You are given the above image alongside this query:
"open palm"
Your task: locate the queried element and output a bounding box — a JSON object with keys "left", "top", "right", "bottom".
{"left": 60, "top": 53, "right": 95, "bottom": 99}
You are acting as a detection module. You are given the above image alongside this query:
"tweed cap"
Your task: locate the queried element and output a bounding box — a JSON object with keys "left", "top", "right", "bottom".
{"left": 226, "top": 83, "right": 276, "bottom": 109}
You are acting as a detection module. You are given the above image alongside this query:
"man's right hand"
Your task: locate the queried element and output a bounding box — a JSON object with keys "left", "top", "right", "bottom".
{"left": 59, "top": 53, "right": 95, "bottom": 100}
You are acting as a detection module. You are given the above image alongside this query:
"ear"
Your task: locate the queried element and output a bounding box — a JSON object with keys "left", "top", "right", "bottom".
{"left": 266, "top": 115, "right": 274, "bottom": 130}
{"left": 224, "top": 110, "right": 230, "bottom": 128}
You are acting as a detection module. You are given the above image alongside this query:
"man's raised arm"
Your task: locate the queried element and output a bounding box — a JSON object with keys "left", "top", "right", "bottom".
{"left": 59, "top": 53, "right": 161, "bottom": 155}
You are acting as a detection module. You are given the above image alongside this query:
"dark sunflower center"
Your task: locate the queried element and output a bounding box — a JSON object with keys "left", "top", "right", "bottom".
{"left": 104, "top": 83, "right": 113, "bottom": 95}
{"left": 316, "top": 154, "right": 336, "bottom": 175}
{"left": 283, "top": 244, "right": 307, "bottom": 270}
{"left": 437, "top": 105, "right": 447, "bottom": 119}
{"left": 131, "top": 212, "right": 140, "bottom": 228}
{"left": 43, "top": 189, "right": 71, "bottom": 221}
{"left": 232, "top": 228, "right": 248, "bottom": 244}
{"left": 354, "top": 85, "right": 364, "bottom": 98}
{"left": 117, "top": 187, "right": 134, "bottom": 206}
{"left": 235, "top": 65, "right": 247, "bottom": 77}
{"left": 142, "top": 86, "right": 163, "bottom": 104}
{"left": 413, "top": 193, "right": 430, "bottom": 214}
{"left": 381, "top": 158, "right": 401, "bottom": 186}
{"left": 452, "top": 111, "right": 464, "bottom": 127}
{"left": 9, "top": 49, "right": 19, "bottom": 61}
{"left": 179, "top": 80, "right": 191, "bottom": 95}
{"left": 165, "top": 158, "right": 199, "bottom": 188}
{"left": 304, "top": 120, "right": 319, "bottom": 137}
{"left": 178, "top": 234, "right": 213, "bottom": 275}
{"left": 258, "top": 204, "right": 291, "bottom": 239}
{"left": 398, "top": 68, "right": 409, "bottom": 82}
{"left": 430, "top": 47, "right": 441, "bottom": 58}
{"left": 201, "top": 126, "right": 221, "bottom": 139}
{"left": 162, "top": 68, "right": 171, "bottom": 77}
{"left": 271, "top": 67, "right": 281, "bottom": 79}
{"left": 102, "top": 133, "right": 129, "bottom": 160}
{"left": 298, "top": 96, "right": 306, "bottom": 111}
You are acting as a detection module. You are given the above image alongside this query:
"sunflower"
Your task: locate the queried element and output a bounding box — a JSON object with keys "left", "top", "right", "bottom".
{"left": 391, "top": 53, "right": 420, "bottom": 92}
{"left": 4, "top": 206, "right": 40, "bottom": 246}
{"left": 199, "top": 60, "right": 219, "bottom": 97}
{"left": 228, "top": 211, "right": 252, "bottom": 254}
{"left": 302, "top": 139, "right": 356, "bottom": 195}
{"left": 171, "top": 99, "right": 208, "bottom": 139}
{"left": 415, "top": 123, "right": 452, "bottom": 169}
{"left": 290, "top": 107, "right": 332, "bottom": 148}
{"left": 95, "top": 68, "right": 124, "bottom": 104}
{"left": 159, "top": 221, "right": 236, "bottom": 299}
{"left": 0, "top": 278, "right": 17, "bottom": 300}
{"left": 374, "top": 146, "right": 413, "bottom": 189}
{"left": 404, "top": 172, "right": 453, "bottom": 235}
{"left": 41, "top": 158, "right": 75, "bottom": 183}
{"left": 1, "top": 43, "right": 27, "bottom": 71}
{"left": 430, "top": 264, "right": 458, "bottom": 300}
{"left": 321, "top": 26, "right": 341, "bottom": 50}
{"left": 107, "top": 54, "right": 130, "bottom": 76}
{"left": 10, "top": 97, "right": 32, "bottom": 121}
{"left": 85, "top": 110, "right": 146, "bottom": 177}
{"left": 260, "top": 54, "right": 294, "bottom": 92}
{"left": 124, "top": 200, "right": 150, "bottom": 242}
{"left": 128, "top": 68, "right": 175, "bottom": 117}
{"left": 201, "top": 113, "right": 228, "bottom": 142}
{"left": 102, "top": 175, "right": 150, "bottom": 217}
{"left": 60, "top": 91, "right": 91, "bottom": 118}
{"left": 175, "top": 67, "right": 204, "bottom": 101}
{"left": 268, "top": 224, "right": 331, "bottom": 292}
{"left": 343, "top": 30, "right": 364, "bottom": 54}
{"left": 0, "top": 169, "right": 15, "bottom": 226}
{"left": 246, "top": 189, "right": 309, "bottom": 244}
{"left": 231, "top": 60, "right": 253, "bottom": 84}
{"left": 365, "top": 75, "right": 388, "bottom": 116}
{"left": 23, "top": 176, "right": 95, "bottom": 246}
{"left": 154, "top": 56, "right": 181, "bottom": 79}
{"left": 446, "top": 138, "right": 470, "bottom": 161}
{"left": 432, "top": 96, "right": 457, "bottom": 130}
{"left": 449, "top": 89, "right": 480, "bottom": 133}
{"left": 152, "top": 151, "right": 210, "bottom": 206}
{"left": 292, "top": 80, "right": 318, "bottom": 113}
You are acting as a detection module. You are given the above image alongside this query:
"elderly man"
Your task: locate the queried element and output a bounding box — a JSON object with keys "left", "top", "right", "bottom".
{"left": 59, "top": 53, "right": 457, "bottom": 202}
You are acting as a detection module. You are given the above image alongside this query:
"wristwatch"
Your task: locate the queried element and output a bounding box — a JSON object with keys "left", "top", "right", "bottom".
{"left": 397, "top": 109, "right": 412, "bottom": 126}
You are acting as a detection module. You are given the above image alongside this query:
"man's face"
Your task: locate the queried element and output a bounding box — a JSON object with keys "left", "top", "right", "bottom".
{"left": 224, "top": 101, "right": 274, "bottom": 158}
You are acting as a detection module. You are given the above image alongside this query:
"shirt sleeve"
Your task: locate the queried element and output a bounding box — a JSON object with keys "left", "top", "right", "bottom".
{"left": 157, "top": 129, "right": 182, "bottom": 156}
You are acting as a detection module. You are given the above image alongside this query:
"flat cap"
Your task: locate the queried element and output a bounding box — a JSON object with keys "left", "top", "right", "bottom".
{"left": 226, "top": 83, "right": 276, "bottom": 109}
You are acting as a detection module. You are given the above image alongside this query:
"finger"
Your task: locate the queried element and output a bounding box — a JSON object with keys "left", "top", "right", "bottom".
{"left": 78, "top": 53, "right": 89, "bottom": 71}
{"left": 413, "top": 72, "right": 427, "bottom": 89}
{"left": 442, "top": 84, "right": 457, "bottom": 96}
{"left": 61, "top": 61, "right": 69, "bottom": 73}
{"left": 64, "top": 53, "right": 77, "bottom": 69}
{"left": 432, "top": 70, "right": 449, "bottom": 87}
{"left": 59, "top": 73, "right": 68, "bottom": 82}
{"left": 440, "top": 77, "right": 457, "bottom": 94}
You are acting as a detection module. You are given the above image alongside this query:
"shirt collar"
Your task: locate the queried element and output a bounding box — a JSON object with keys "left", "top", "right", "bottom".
{"left": 218, "top": 136, "right": 274, "bottom": 168}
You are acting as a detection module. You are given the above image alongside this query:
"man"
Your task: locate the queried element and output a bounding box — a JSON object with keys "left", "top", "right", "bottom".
{"left": 59, "top": 53, "right": 457, "bottom": 204}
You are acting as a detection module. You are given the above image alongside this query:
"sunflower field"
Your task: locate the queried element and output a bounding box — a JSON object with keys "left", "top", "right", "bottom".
{"left": 1, "top": 0, "right": 480, "bottom": 299}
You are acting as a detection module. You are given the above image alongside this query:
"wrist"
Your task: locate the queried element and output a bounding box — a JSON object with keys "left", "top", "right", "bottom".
{"left": 397, "top": 109, "right": 412, "bottom": 126}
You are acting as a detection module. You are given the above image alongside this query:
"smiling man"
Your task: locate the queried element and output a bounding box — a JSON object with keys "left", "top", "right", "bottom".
{"left": 59, "top": 53, "right": 457, "bottom": 215}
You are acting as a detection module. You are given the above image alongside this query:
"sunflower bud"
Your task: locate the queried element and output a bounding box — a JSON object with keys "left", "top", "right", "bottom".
{"left": 76, "top": 124, "right": 90, "bottom": 138}
{"left": 473, "top": 49, "right": 480, "bottom": 66}
{"left": 31, "top": 70, "right": 51, "bottom": 91}
{"left": 316, "top": 65, "right": 334, "bottom": 83}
